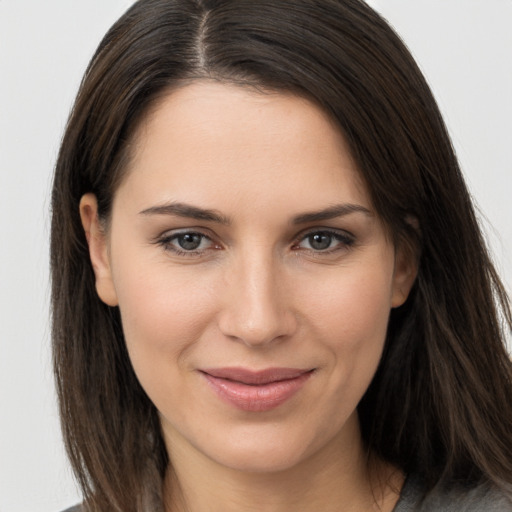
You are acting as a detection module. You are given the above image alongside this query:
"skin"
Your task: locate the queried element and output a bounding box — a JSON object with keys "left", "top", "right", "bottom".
{"left": 81, "top": 81, "right": 417, "bottom": 511}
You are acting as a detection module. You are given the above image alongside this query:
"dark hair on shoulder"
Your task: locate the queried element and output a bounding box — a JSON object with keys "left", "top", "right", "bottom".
{"left": 51, "top": 0, "right": 512, "bottom": 510}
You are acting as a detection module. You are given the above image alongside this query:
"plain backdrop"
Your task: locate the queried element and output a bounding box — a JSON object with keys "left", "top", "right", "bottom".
{"left": 0, "top": 1, "right": 510, "bottom": 511}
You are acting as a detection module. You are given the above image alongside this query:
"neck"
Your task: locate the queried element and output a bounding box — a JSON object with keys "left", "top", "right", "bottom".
{"left": 163, "top": 419, "right": 403, "bottom": 512}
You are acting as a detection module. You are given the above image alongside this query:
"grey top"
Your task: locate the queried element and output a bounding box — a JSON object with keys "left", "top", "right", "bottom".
{"left": 62, "top": 475, "right": 512, "bottom": 512}
{"left": 393, "top": 474, "right": 512, "bottom": 511}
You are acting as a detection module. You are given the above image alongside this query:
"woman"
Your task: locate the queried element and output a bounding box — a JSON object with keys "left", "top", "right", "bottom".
{"left": 51, "top": 0, "right": 512, "bottom": 511}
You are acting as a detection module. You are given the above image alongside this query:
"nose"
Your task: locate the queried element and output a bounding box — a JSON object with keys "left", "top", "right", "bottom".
{"left": 217, "top": 249, "right": 297, "bottom": 347}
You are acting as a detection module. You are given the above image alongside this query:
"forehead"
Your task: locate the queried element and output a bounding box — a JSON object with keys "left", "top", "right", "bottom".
{"left": 116, "top": 80, "right": 370, "bottom": 216}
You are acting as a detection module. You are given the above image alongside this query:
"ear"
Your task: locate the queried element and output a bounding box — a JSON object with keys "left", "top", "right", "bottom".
{"left": 79, "top": 193, "right": 119, "bottom": 306}
{"left": 391, "top": 242, "right": 418, "bottom": 308}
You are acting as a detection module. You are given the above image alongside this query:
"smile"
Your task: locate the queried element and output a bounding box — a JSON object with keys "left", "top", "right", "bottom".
{"left": 200, "top": 367, "right": 314, "bottom": 412}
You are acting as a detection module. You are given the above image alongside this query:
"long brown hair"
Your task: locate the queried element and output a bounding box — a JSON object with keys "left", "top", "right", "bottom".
{"left": 51, "top": 0, "right": 512, "bottom": 510}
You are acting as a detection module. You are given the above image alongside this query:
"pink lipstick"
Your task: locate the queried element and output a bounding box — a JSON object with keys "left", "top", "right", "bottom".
{"left": 200, "top": 367, "right": 313, "bottom": 412}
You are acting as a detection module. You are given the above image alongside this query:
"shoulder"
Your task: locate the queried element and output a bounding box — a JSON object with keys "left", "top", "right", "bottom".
{"left": 60, "top": 506, "right": 82, "bottom": 512}
{"left": 394, "top": 474, "right": 512, "bottom": 512}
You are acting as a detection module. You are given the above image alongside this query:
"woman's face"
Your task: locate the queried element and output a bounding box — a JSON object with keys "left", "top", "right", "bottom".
{"left": 82, "top": 82, "right": 415, "bottom": 474}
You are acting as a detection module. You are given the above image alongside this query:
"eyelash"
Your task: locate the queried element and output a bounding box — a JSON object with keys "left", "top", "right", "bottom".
{"left": 292, "top": 229, "right": 355, "bottom": 255}
{"left": 154, "top": 228, "right": 355, "bottom": 258}
{"left": 154, "top": 230, "right": 219, "bottom": 258}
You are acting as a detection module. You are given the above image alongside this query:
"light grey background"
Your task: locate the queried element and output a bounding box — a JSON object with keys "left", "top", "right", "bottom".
{"left": 0, "top": 1, "right": 510, "bottom": 511}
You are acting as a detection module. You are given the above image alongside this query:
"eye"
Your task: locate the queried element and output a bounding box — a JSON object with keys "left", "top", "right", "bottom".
{"left": 175, "top": 232, "right": 205, "bottom": 251}
{"left": 155, "top": 230, "right": 218, "bottom": 256}
{"left": 295, "top": 230, "right": 354, "bottom": 253}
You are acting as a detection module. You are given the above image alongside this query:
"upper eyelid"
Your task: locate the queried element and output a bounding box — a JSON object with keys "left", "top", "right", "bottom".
{"left": 294, "top": 227, "right": 355, "bottom": 242}
{"left": 153, "top": 227, "right": 214, "bottom": 242}
{"left": 155, "top": 226, "right": 353, "bottom": 238}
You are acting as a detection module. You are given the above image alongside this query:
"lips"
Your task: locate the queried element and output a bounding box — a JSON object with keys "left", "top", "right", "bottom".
{"left": 200, "top": 367, "right": 314, "bottom": 412}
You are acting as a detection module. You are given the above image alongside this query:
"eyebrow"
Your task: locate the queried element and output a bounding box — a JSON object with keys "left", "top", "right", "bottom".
{"left": 139, "top": 202, "right": 231, "bottom": 225}
{"left": 291, "top": 203, "right": 372, "bottom": 224}
{"left": 139, "top": 201, "right": 372, "bottom": 225}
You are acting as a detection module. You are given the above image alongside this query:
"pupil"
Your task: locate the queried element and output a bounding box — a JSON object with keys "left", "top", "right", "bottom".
{"left": 179, "top": 233, "right": 202, "bottom": 250}
{"left": 310, "top": 233, "right": 331, "bottom": 250}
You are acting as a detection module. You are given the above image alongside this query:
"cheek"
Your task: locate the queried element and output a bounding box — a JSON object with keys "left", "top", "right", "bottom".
{"left": 301, "top": 261, "right": 394, "bottom": 396}
{"left": 111, "top": 252, "right": 219, "bottom": 382}
{"left": 305, "top": 262, "right": 394, "bottom": 344}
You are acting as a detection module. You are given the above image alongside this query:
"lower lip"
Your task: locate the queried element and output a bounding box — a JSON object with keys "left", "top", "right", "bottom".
{"left": 202, "top": 371, "right": 313, "bottom": 412}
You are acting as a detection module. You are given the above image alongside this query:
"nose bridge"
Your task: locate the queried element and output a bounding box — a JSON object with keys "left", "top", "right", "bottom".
{"left": 218, "top": 244, "right": 295, "bottom": 346}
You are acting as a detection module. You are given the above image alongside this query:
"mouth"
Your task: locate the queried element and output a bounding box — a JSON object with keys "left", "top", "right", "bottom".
{"left": 199, "top": 367, "right": 315, "bottom": 412}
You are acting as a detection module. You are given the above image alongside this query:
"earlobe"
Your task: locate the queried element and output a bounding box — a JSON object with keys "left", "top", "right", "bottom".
{"left": 79, "top": 193, "right": 119, "bottom": 306}
{"left": 391, "top": 245, "right": 418, "bottom": 308}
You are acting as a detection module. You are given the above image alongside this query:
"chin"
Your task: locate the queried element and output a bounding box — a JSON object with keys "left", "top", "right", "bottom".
{"left": 209, "top": 442, "right": 310, "bottom": 474}
{"left": 196, "top": 419, "right": 337, "bottom": 475}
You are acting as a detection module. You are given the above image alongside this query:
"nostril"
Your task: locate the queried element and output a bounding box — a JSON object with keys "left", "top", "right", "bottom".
{"left": 217, "top": 306, "right": 297, "bottom": 347}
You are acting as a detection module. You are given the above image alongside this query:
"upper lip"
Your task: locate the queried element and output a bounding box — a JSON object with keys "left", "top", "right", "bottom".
{"left": 200, "top": 367, "right": 313, "bottom": 385}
